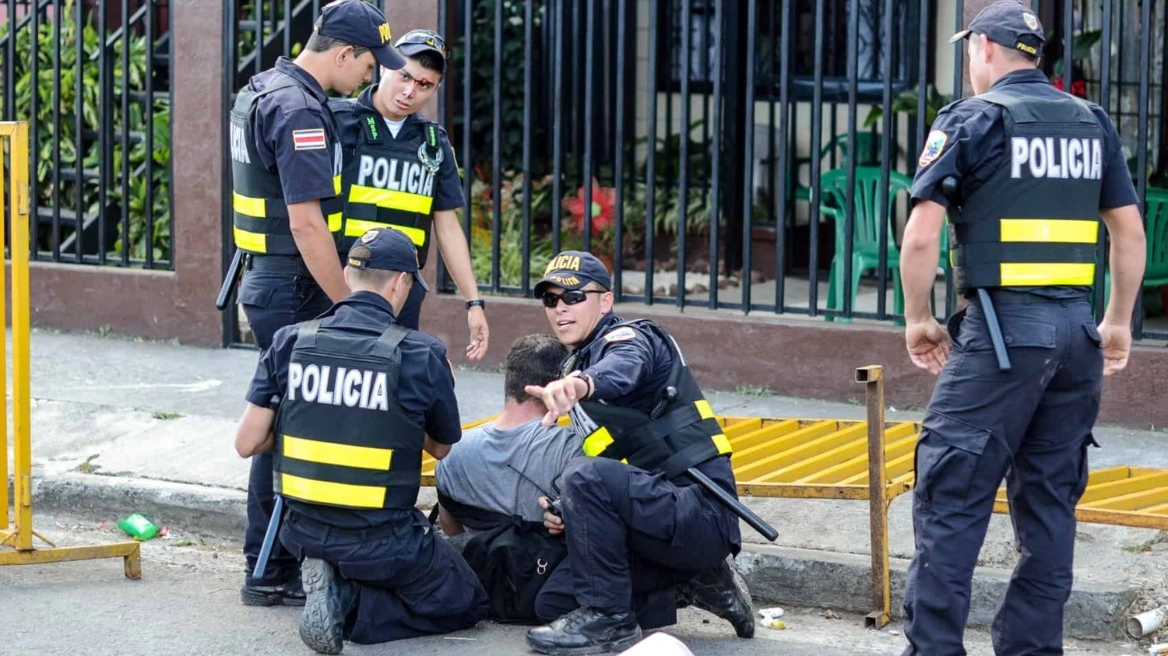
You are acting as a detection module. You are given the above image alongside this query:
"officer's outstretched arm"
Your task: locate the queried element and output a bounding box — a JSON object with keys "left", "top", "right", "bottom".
{"left": 235, "top": 403, "right": 276, "bottom": 458}
{"left": 288, "top": 200, "right": 350, "bottom": 303}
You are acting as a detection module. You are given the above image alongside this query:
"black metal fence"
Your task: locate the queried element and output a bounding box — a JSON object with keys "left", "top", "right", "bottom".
{"left": 0, "top": 0, "right": 173, "bottom": 269}
{"left": 439, "top": 0, "right": 1167, "bottom": 338}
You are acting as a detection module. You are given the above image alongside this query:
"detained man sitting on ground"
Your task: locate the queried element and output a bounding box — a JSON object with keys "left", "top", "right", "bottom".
{"left": 435, "top": 333, "right": 582, "bottom": 536}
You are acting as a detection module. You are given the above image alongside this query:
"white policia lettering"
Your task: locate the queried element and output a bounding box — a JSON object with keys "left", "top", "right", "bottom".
{"left": 1010, "top": 136, "right": 1102, "bottom": 180}
{"left": 230, "top": 123, "right": 251, "bottom": 164}
{"left": 356, "top": 155, "right": 436, "bottom": 196}
{"left": 286, "top": 362, "right": 389, "bottom": 411}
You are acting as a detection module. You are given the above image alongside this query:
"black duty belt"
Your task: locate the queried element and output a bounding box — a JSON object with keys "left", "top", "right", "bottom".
{"left": 972, "top": 289, "right": 1091, "bottom": 304}
{"left": 246, "top": 254, "right": 311, "bottom": 275}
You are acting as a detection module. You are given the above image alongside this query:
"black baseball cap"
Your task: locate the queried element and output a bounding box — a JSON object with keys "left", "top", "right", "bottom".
{"left": 950, "top": 0, "right": 1045, "bottom": 60}
{"left": 346, "top": 227, "right": 428, "bottom": 291}
{"left": 395, "top": 29, "right": 448, "bottom": 74}
{"left": 315, "top": 0, "right": 406, "bottom": 71}
{"left": 534, "top": 250, "right": 612, "bottom": 297}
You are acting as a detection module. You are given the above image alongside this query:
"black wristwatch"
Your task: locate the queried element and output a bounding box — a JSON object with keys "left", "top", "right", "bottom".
{"left": 466, "top": 299, "right": 486, "bottom": 310}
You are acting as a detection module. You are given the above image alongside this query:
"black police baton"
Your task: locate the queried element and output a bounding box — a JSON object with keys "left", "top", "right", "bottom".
{"left": 216, "top": 249, "right": 245, "bottom": 311}
{"left": 940, "top": 176, "right": 1011, "bottom": 372}
{"left": 652, "top": 388, "right": 779, "bottom": 542}
{"left": 252, "top": 495, "right": 283, "bottom": 580}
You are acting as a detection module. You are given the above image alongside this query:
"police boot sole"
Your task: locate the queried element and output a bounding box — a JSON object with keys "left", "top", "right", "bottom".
{"left": 524, "top": 628, "right": 642, "bottom": 655}
{"left": 299, "top": 560, "right": 344, "bottom": 655}
{"left": 240, "top": 586, "right": 306, "bottom": 608}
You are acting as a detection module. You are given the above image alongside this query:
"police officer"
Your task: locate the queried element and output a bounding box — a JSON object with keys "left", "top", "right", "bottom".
{"left": 898, "top": 3, "right": 1146, "bottom": 654}
{"left": 229, "top": 0, "right": 406, "bottom": 607}
{"left": 329, "top": 29, "right": 489, "bottom": 358}
{"left": 233, "top": 226, "right": 488, "bottom": 655}
{"left": 520, "top": 250, "right": 755, "bottom": 654}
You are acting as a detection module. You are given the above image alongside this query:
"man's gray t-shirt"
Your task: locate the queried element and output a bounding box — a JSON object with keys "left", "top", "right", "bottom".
{"left": 436, "top": 419, "right": 583, "bottom": 525}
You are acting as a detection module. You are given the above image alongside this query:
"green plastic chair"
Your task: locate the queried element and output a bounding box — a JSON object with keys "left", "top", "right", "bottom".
{"left": 1101, "top": 186, "right": 1168, "bottom": 307}
{"left": 817, "top": 166, "right": 913, "bottom": 320}
{"left": 793, "top": 133, "right": 884, "bottom": 204}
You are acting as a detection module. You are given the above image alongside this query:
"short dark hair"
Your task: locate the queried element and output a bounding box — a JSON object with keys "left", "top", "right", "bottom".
{"left": 504, "top": 334, "right": 568, "bottom": 403}
{"left": 408, "top": 51, "right": 445, "bottom": 76}
{"left": 305, "top": 33, "right": 370, "bottom": 58}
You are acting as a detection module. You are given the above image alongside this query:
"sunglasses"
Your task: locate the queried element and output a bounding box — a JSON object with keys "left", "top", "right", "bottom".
{"left": 540, "top": 289, "right": 605, "bottom": 308}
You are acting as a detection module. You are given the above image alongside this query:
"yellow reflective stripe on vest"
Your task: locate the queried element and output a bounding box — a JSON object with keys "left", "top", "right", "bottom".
{"left": 695, "top": 399, "right": 715, "bottom": 420}
{"left": 280, "top": 473, "right": 387, "bottom": 508}
{"left": 233, "top": 226, "right": 266, "bottom": 253}
{"left": 328, "top": 212, "right": 342, "bottom": 232}
{"left": 1000, "top": 218, "right": 1099, "bottom": 244}
{"left": 344, "top": 219, "right": 426, "bottom": 245}
{"left": 582, "top": 426, "right": 615, "bottom": 457}
{"left": 1000, "top": 263, "right": 1095, "bottom": 286}
{"left": 349, "top": 184, "right": 434, "bottom": 215}
{"left": 282, "top": 435, "right": 393, "bottom": 471}
{"left": 233, "top": 191, "right": 266, "bottom": 218}
{"left": 712, "top": 433, "right": 732, "bottom": 455}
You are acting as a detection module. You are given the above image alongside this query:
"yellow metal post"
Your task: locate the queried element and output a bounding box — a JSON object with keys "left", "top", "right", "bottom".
{"left": 0, "top": 121, "right": 140, "bottom": 577}
{"left": 856, "top": 365, "right": 891, "bottom": 629}
{"left": 0, "top": 123, "right": 7, "bottom": 533}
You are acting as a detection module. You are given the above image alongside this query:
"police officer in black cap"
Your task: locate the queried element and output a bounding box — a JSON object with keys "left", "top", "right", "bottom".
{"left": 520, "top": 250, "right": 755, "bottom": 654}
{"left": 898, "top": 2, "right": 1146, "bottom": 653}
{"left": 228, "top": 0, "right": 406, "bottom": 607}
{"left": 234, "top": 226, "right": 488, "bottom": 655}
{"left": 329, "top": 29, "right": 489, "bottom": 358}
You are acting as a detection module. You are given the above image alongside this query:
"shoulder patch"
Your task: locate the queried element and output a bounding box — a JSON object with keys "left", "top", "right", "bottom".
{"left": 292, "top": 128, "right": 327, "bottom": 151}
{"left": 604, "top": 326, "right": 637, "bottom": 343}
{"left": 918, "top": 130, "right": 948, "bottom": 168}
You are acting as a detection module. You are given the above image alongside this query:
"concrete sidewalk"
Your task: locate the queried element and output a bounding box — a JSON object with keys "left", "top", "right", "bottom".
{"left": 6, "top": 327, "right": 1168, "bottom": 643}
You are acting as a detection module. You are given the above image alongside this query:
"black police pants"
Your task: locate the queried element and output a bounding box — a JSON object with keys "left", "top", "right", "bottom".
{"left": 533, "top": 457, "right": 737, "bottom": 630}
{"left": 239, "top": 269, "right": 332, "bottom": 582}
{"left": 280, "top": 510, "right": 489, "bottom": 644}
{"left": 902, "top": 297, "right": 1102, "bottom": 656}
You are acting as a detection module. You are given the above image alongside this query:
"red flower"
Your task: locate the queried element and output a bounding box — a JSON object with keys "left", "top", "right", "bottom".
{"left": 1051, "top": 76, "right": 1088, "bottom": 98}
{"left": 563, "top": 179, "right": 616, "bottom": 236}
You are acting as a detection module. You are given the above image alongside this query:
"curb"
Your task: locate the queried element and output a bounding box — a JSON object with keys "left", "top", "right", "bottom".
{"left": 24, "top": 472, "right": 1135, "bottom": 642}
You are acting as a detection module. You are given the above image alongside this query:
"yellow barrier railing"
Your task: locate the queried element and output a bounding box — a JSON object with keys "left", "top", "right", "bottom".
{"left": 0, "top": 121, "right": 140, "bottom": 578}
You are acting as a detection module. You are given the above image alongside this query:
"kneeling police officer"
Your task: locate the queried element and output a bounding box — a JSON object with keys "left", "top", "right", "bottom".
{"left": 521, "top": 250, "right": 755, "bottom": 654}
{"left": 234, "top": 227, "right": 488, "bottom": 655}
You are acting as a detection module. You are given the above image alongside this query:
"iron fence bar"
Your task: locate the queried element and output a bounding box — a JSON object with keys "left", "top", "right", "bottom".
{"left": 582, "top": 0, "right": 594, "bottom": 254}
{"left": 435, "top": 0, "right": 449, "bottom": 292}
{"left": 644, "top": 0, "right": 657, "bottom": 304}
{"left": 1094, "top": 0, "right": 1113, "bottom": 320}
{"left": 1062, "top": 0, "right": 1072, "bottom": 95}
{"left": 876, "top": 0, "right": 894, "bottom": 319}
{"left": 613, "top": 0, "right": 627, "bottom": 300}
{"left": 763, "top": 1, "right": 777, "bottom": 312}
{"left": 491, "top": 0, "right": 502, "bottom": 291}
{"left": 4, "top": 0, "right": 14, "bottom": 120}
{"left": 708, "top": 0, "right": 724, "bottom": 310}
{"left": 842, "top": 0, "right": 859, "bottom": 318}
{"left": 676, "top": 0, "right": 690, "bottom": 308}
{"left": 74, "top": 0, "right": 84, "bottom": 263}
{"left": 52, "top": 0, "right": 62, "bottom": 262}
{"left": 121, "top": 0, "right": 131, "bottom": 266}
{"left": 100, "top": 0, "right": 109, "bottom": 267}
{"left": 551, "top": 0, "right": 564, "bottom": 254}
{"left": 521, "top": 0, "right": 534, "bottom": 296}
{"left": 460, "top": 0, "right": 472, "bottom": 265}
{"left": 571, "top": 0, "right": 581, "bottom": 182}
{"left": 221, "top": 0, "right": 238, "bottom": 346}
{"left": 1132, "top": 0, "right": 1152, "bottom": 338}
{"left": 146, "top": 0, "right": 156, "bottom": 268}
{"left": 807, "top": 0, "right": 825, "bottom": 316}
{"left": 253, "top": 0, "right": 262, "bottom": 76}
{"left": 283, "top": 0, "right": 292, "bottom": 60}
{"left": 774, "top": 0, "right": 791, "bottom": 313}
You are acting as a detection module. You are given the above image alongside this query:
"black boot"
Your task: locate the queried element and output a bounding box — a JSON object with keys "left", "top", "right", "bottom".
{"left": 682, "top": 555, "right": 755, "bottom": 638}
{"left": 240, "top": 572, "right": 307, "bottom": 607}
{"left": 526, "top": 607, "right": 642, "bottom": 655}
{"left": 298, "top": 558, "right": 356, "bottom": 655}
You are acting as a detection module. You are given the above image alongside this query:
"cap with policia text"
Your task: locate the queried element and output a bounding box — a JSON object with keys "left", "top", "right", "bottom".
{"left": 395, "top": 29, "right": 449, "bottom": 74}
{"left": 315, "top": 0, "right": 406, "bottom": 71}
{"left": 347, "top": 227, "right": 429, "bottom": 291}
{"left": 950, "top": 0, "right": 1045, "bottom": 60}
{"left": 534, "top": 250, "right": 612, "bottom": 297}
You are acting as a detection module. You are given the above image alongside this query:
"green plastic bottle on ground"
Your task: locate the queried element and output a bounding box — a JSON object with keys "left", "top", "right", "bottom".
{"left": 118, "top": 513, "right": 160, "bottom": 540}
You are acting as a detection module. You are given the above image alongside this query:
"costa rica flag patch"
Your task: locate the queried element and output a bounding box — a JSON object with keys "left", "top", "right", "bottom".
{"left": 292, "top": 128, "right": 327, "bottom": 151}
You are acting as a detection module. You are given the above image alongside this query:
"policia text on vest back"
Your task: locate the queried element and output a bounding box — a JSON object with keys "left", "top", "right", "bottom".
{"left": 272, "top": 320, "right": 425, "bottom": 511}
{"left": 948, "top": 86, "right": 1105, "bottom": 295}
{"left": 332, "top": 102, "right": 445, "bottom": 267}
{"left": 564, "top": 319, "right": 778, "bottom": 541}
{"left": 229, "top": 72, "right": 344, "bottom": 256}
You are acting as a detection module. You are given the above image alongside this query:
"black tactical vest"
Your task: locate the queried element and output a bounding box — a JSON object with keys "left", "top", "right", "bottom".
{"left": 949, "top": 85, "right": 1105, "bottom": 294}
{"left": 333, "top": 103, "right": 444, "bottom": 268}
{"left": 272, "top": 320, "right": 425, "bottom": 510}
{"left": 563, "top": 320, "right": 732, "bottom": 478}
{"left": 229, "top": 72, "right": 343, "bottom": 256}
